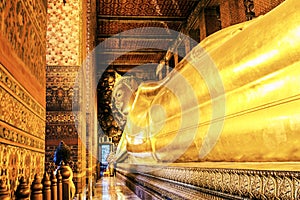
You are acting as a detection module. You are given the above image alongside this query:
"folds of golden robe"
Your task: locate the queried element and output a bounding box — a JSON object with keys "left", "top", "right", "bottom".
{"left": 115, "top": 0, "right": 300, "bottom": 163}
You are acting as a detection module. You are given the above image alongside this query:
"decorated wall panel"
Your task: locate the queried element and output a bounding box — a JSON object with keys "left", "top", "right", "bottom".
{"left": 46, "top": 112, "right": 78, "bottom": 140}
{"left": 45, "top": 63, "right": 87, "bottom": 197}
{"left": 97, "top": 21, "right": 182, "bottom": 37}
{"left": 98, "top": 0, "right": 198, "bottom": 17}
{"left": 46, "top": 0, "right": 81, "bottom": 66}
{"left": 0, "top": 0, "right": 47, "bottom": 88}
{"left": 0, "top": 63, "right": 45, "bottom": 197}
{"left": 220, "top": 0, "right": 246, "bottom": 28}
{"left": 45, "top": 65, "right": 80, "bottom": 161}
{"left": 0, "top": 0, "right": 46, "bottom": 196}
{"left": 253, "top": 0, "right": 285, "bottom": 16}
{"left": 0, "top": 0, "right": 46, "bottom": 113}
{"left": 0, "top": 65, "right": 45, "bottom": 140}
{"left": 0, "top": 144, "right": 44, "bottom": 197}
{"left": 46, "top": 66, "right": 80, "bottom": 111}
{"left": 46, "top": 0, "right": 97, "bottom": 197}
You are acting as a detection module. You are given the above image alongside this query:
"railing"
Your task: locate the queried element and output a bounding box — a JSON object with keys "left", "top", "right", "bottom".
{"left": 0, "top": 162, "right": 74, "bottom": 200}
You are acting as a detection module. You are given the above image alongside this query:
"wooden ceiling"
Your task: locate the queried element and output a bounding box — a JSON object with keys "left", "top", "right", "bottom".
{"left": 96, "top": 0, "right": 202, "bottom": 75}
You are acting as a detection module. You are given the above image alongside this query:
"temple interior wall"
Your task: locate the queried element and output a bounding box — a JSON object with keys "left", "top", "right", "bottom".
{"left": 0, "top": 0, "right": 47, "bottom": 195}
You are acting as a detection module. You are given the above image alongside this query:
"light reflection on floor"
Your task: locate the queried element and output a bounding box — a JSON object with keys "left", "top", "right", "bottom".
{"left": 93, "top": 176, "right": 141, "bottom": 200}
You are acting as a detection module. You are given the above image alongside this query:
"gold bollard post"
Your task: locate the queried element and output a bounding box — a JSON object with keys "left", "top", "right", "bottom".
{"left": 56, "top": 171, "right": 62, "bottom": 200}
{"left": 42, "top": 173, "right": 51, "bottom": 200}
{"left": 50, "top": 171, "right": 57, "bottom": 200}
{"left": 59, "top": 162, "right": 71, "bottom": 200}
{"left": 31, "top": 174, "right": 43, "bottom": 200}
{"left": 16, "top": 177, "right": 30, "bottom": 200}
{"left": 0, "top": 179, "right": 10, "bottom": 200}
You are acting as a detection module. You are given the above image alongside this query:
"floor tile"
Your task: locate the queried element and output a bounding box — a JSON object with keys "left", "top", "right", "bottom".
{"left": 93, "top": 176, "right": 141, "bottom": 200}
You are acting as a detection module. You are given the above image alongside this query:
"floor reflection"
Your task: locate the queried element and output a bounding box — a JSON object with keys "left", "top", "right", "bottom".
{"left": 93, "top": 176, "right": 141, "bottom": 200}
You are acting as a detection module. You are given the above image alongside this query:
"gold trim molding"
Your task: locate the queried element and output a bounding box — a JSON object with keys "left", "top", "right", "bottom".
{"left": 0, "top": 63, "right": 45, "bottom": 118}
{"left": 118, "top": 163, "right": 300, "bottom": 199}
{"left": 0, "top": 121, "right": 44, "bottom": 153}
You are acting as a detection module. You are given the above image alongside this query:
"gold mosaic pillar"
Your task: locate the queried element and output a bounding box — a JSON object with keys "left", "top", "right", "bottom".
{"left": 46, "top": 0, "right": 97, "bottom": 198}
{"left": 0, "top": 0, "right": 47, "bottom": 196}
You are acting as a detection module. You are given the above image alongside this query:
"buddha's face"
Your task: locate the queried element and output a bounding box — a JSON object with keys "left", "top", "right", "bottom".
{"left": 113, "top": 83, "right": 133, "bottom": 115}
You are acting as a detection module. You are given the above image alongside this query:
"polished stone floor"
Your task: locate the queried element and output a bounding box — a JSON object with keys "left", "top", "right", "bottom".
{"left": 93, "top": 176, "right": 141, "bottom": 200}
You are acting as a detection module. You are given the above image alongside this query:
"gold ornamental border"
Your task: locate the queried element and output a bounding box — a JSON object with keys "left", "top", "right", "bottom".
{"left": 118, "top": 163, "right": 300, "bottom": 200}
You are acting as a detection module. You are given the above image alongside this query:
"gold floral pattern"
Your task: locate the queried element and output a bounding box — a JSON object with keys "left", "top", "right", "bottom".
{"left": 118, "top": 164, "right": 300, "bottom": 199}
{"left": 0, "top": 0, "right": 46, "bottom": 86}
{"left": 0, "top": 144, "right": 44, "bottom": 194}
{"left": 46, "top": 0, "right": 81, "bottom": 66}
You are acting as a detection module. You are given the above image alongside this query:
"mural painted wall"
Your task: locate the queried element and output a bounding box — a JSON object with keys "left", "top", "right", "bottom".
{"left": 0, "top": 0, "right": 46, "bottom": 196}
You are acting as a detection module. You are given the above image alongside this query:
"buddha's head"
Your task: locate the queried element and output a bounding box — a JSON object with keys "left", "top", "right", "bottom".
{"left": 112, "top": 77, "right": 138, "bottom": 116}
{"left": 53, "top": 141, "right": 71, "bottom": 165}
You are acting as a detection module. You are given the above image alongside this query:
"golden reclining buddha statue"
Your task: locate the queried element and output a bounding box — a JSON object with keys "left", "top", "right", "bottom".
{"left": 115, "top": 0, "right": 300, "bottom": 165}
